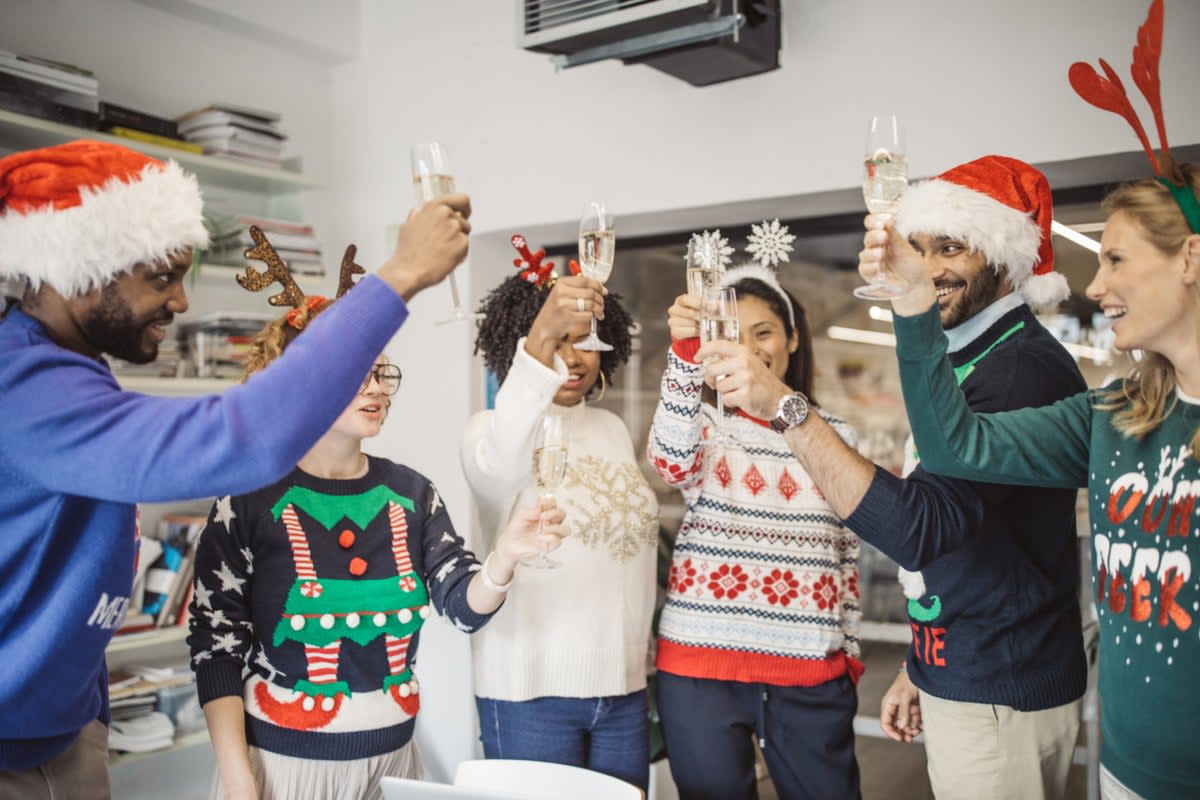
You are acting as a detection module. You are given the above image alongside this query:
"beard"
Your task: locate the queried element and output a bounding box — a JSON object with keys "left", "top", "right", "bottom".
{"left": 941, "top": 265, "right": 1006, "bottom": 330}
{"left": 80, "top": 283, "right": 164, "bottom": 364}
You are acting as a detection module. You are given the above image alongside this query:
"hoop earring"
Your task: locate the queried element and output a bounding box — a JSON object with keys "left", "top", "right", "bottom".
{"left": 592, "top": 371, "right": 607, "bottom": 403}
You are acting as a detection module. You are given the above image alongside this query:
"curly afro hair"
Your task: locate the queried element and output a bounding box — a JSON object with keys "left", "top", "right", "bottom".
{"left": 473, "top": 275, "right": 634, "bottom": 392}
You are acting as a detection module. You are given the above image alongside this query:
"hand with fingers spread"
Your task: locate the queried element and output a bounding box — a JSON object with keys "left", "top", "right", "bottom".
{"left": 379, "top": 193, "right": 473, "bottom": 301}
{"left": 695, "top": 338, "right": 791, "bottom": 420}
{"left": 667, "top": 292, "right": 702, "bottom": 342}
{"left": 859, "top": 212, "right": 936, "bottom": 315}
{"left": 880, "top": 667, "right": 923, "bottom": 743}
{"left": 524, "top": 275, "right": 608, "bottom": 367}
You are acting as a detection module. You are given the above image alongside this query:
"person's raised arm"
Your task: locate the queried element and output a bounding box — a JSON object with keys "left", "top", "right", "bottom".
{"left": 647, "top": 293, "right": 709, "bottom": 489}
{"left": 377, "top": 193, "right": 472, "bottom": 302}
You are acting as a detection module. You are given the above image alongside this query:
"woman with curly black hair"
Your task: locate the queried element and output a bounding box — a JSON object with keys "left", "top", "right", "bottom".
{"left": 459, "top": 238, "right": 659, "bottom": 792}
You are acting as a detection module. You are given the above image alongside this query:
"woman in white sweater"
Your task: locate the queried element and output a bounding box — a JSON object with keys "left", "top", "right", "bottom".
{"left": 459, "top": 244, "right": 659, "bottom": 792}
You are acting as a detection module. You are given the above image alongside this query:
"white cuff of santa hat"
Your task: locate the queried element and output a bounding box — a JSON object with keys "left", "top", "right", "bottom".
{"left": 894, "top": 154, "right": 1070, "bottom": 310}
{"left": 0, "top": 139, "right": 209, "bottom": 299}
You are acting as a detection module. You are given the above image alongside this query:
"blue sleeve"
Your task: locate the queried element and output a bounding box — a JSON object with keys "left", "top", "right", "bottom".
{"left": 0, "top": 275, "right": 407, "bottom": 502}
{"left": 417, "top": 482, "right": 495, "bottom": 632}
{"left": 187, "top": 494, "right": 256, "bottom": 705}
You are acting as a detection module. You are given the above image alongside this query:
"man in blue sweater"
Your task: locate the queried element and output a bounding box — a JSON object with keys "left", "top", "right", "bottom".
{"left": 0, "top": 140, "right": 471, "bottom": 797}
{"left": 698, "top": 156, "right": 1087, "bottom": 799}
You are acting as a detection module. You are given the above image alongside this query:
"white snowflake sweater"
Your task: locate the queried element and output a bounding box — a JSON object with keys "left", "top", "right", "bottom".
{"left": 648, "top": 342, "right": 863, "bottom": 686}
{"left": 460, "top": 339, "right": 659, "bottom": 701}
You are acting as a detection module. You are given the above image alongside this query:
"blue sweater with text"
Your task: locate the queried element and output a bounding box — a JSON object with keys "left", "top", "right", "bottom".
{"left": 0, "top": 276, "right": 407, "bottom": 770}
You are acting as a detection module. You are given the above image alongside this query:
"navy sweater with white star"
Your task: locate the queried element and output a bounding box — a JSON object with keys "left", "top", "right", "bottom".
{"left": 188, "top": 456, "right": 495, "bottom": 761}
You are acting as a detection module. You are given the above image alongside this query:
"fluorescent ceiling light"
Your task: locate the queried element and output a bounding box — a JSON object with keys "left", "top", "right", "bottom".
{"left": 1059, "top": 341, "right": 1114, "bottom": 364}
{"left": 868, "top": 305, "right": 894, "bottom": 323}
{"left": 1051, "top": 220, "right": 1101, "bottom": 253}
{"left": 827, "top": 326, "right": 896, "bottom": 347}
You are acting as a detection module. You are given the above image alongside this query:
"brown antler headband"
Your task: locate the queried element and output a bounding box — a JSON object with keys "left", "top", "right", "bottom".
{"left": 237, "top": 225, "right": 365, "bottom": 328}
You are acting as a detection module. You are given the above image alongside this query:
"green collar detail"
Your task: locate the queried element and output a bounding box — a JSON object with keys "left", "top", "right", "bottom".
{"left": 271, "top": 484, "right": 415, "bottom": 529}
{"left": 952, "top": 321, "right": 1025, "bottom": 385}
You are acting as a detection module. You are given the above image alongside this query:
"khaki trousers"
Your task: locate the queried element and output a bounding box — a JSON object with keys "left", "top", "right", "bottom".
{"left": 920, "top": 692, "right": 1080, "bottom": 800}
{"left": 0, "top": 720, "right": 111, "bottom": 800}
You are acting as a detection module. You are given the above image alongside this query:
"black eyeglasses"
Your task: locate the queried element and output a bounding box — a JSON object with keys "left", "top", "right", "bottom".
{"left": 360, "top": 364, "right": 402, "bottom": 396}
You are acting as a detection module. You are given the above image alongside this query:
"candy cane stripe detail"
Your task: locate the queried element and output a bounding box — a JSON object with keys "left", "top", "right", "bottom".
{"left": 281, "top": 505, "right": 318, "bottom": 581}
{"left": 305, "top": 642, "right": 341, "bottom": 683}
{"left": 385, "top": 634, "right": 411, "bottom": 674}
{"left": 387, "top": 502, "right": 412, "bottom": 573}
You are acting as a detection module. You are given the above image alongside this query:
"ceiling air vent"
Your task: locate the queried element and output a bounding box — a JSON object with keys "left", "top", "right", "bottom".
{"left": 518, "top": 0, "right": 780, "bottom": 86}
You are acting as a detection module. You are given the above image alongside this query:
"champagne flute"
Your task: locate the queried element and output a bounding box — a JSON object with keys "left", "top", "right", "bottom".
{"left": 527, "top": 414, "right": 567, "bottom": 569}
{"left": 700, "top": 287, "right": 739, "bottom": 440}
{"left": 686, "top": 236, "right": 723, "bottom": 298}
{"left": 410, "top": 143, "right": 476, "bottom": 325}
{"left": 574, "top": 201, "right": 615, "bottom": 352}
{"left": 853, "top": 115, "right": 910, "bottom": 300}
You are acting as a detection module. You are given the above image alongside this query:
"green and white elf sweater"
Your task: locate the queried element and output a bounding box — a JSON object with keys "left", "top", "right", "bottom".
{"left": 893, "top": 305, "right": 1200, "bottom": 800}
{"left": 187, "top": 457, "right": 495, "bottom": 761}
{"left": 460, "top": 339, "right": 659, "bottom": 701}
{"left": 648, "top": 340, "right": 863, "bottom": 686}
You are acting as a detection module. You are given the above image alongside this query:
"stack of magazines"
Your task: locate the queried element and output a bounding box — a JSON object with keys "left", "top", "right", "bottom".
{"left": 0, "top": 49, "right": 99, "bottom": 128}
{"left": 176, "top": 103, "right": 287, "bottom": 168}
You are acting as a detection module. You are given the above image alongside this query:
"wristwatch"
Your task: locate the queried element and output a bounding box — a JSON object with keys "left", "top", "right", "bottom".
{"left": 769, "top": 392, "right": 809, "bottom": 432}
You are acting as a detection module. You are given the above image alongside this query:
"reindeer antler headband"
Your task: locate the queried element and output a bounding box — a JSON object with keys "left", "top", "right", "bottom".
{"left": 1068, "top": 0, "right": 1200, "bottom": 233}
{"left": 236, "top": 225, "right": 365, "bottom": 328}
{"left": 510, "top": 234, "right": 581, "bottom": 289}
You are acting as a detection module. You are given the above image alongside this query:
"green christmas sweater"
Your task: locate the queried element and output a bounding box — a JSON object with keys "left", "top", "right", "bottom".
{"left": 187, "top": 456, "right": 495, "bottom": 761}
{"left": 894, "top": 306, "right": 1199, "bottom": 800}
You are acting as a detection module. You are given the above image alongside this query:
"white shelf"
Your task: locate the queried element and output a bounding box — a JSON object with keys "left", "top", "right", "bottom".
{"left": 106, "top": 626, "right": 189, "bottom": 656}
{"left": 115, "top": 376, "right": 238, "bottom": 396}
{"left": 110, "top": 728, "right": 210, "bottom": 767}
{"left": 0, "top": 109, "right": 321, "bottom": 194}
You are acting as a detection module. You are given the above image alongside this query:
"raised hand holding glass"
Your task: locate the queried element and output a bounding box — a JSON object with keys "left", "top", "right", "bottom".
{"left": 410, "top": 143, "right": 478, "bottom": 324}
{"left": 854, "top": 115, "right": 911, "bottom": 300}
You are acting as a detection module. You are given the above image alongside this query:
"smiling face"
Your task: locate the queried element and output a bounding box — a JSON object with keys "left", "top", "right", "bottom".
{"left": 328, "top": 355, "right": 394, "bottom": 440}
{"left": 1086, "top": 209, "right": 1199, "bottom": 355}
{"left": 75, "top": 253, "right": 192, "bottom": 363}
{"left": 737, "top": 294, "right": 798, "bottom": 383}
{"left": 552, "top": 326, "right": 601, "bottom": 407}
{"left": 908, "top": 234, "right": 1012, "bottom": 330}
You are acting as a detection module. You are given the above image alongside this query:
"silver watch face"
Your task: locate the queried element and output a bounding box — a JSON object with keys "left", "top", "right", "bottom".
{"left": 773, "top": 393, "right": 808, "bottom": 430}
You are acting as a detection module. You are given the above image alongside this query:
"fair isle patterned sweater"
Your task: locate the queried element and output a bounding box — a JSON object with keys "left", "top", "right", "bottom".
{"left": 187, "top": 457, "right": 493, "bottom": 761}
{"left": 649, "top": 342, "right": 863, "bottom": 686}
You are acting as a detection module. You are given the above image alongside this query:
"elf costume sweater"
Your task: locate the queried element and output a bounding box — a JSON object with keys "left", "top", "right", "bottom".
{"left": 648, "top": 340, "right": 862, "bottom": 686}
{"left": 0, "top": 276, "right": 407, "bottom": 770}
{"left": 893, "top": 304, "right": 1199, "bottom": 800}
{"left": 460, "top": 340, "right": 659, "bottom": 701}
{"left": 845, "top": 298, "right": 1088, "bottom": 711}
{"left": 187, "top": 457, "right": 492, "bottom": 760}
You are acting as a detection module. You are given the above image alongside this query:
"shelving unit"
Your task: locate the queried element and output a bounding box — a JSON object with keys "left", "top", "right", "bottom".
{"left": 0, "top": 109, "right": 322, "bottom": 194}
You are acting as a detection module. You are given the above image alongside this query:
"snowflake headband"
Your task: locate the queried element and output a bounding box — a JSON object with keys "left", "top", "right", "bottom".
{"left": 510, "top": 234, "right": 580, "bottom": 289}
{"left": 236, "top": 226, "right": 363, "bottom": 330}
{"left": 1068, "top": 0, "right": 1199, "bottom": 233}
{"left": 686, "top": 221, "right": 797, "bottom": 328}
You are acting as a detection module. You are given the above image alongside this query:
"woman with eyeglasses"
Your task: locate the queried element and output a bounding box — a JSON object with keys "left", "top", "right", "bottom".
{"left": 187, "top": 299, "right": 569, "bottom": 800}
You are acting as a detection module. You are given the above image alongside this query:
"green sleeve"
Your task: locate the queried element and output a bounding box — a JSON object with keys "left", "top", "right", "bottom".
{"left": 893, "top": 305, "right": 1092, "bottom": 489}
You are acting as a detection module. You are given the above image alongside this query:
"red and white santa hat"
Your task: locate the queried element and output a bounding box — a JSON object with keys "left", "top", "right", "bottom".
{"left": 0, "top": 139, "right": 208, "bottom": 298}
{"left": 895, "top": 155, "right": 1069, "bottom": 309}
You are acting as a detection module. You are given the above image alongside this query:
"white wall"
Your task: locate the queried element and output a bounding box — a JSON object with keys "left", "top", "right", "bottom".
{"left": 331, "top": 0, "right": 1200, "bottom": 777}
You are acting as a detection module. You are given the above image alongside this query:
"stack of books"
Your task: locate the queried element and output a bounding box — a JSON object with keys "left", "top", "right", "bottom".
{"left": 117, "top": 513, "right": 207, "bottom": 635}
{"left": 176, "top": 103, "right": 287, "bottom": 168}
{"left": 208, "top": 214, "right": 324, "bottom": 276}
{"left": 99, "top": 101, "right": 201, "bottom": 154}
{"left": 0, "top": 49, "right": 99, "bottom": 129}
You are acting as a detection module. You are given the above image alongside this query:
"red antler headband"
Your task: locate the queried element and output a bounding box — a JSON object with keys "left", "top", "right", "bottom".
{"left": 510, "top": 234, "right": 581, "bottom": 289}
{"left": 1068, "top": 0, "right": 1200, "bottom": 233}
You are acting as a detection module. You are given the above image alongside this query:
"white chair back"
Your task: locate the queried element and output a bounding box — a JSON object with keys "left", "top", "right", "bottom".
{"left": 454, "top": 759, "right": 643, "bottom": 799}
{"left": 380, "top": 776, "right": 522, "bottom": 799}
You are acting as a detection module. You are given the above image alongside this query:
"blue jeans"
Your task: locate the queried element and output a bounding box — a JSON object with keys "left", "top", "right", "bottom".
{"left": 475, "top": 691, "right": 649, "bottom": 791}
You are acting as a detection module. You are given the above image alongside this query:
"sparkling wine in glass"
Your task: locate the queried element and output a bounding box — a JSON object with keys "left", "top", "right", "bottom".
{"left": 700, "top": 287, "right": 739, "bottom": 439}
{"left": 686, "top": 237, "right": 723, "bottom": 298}
{"left": 574, "top": 201, "right": 615, "bottom": 352}
{"left": 527, "top": 414, "right": 567, "bottom": 569}
{"left": 410, "top": 143, "right": 476, "bottom": 324}
{"left": 854, "top": 115, "right": 911, "bottom": 300}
